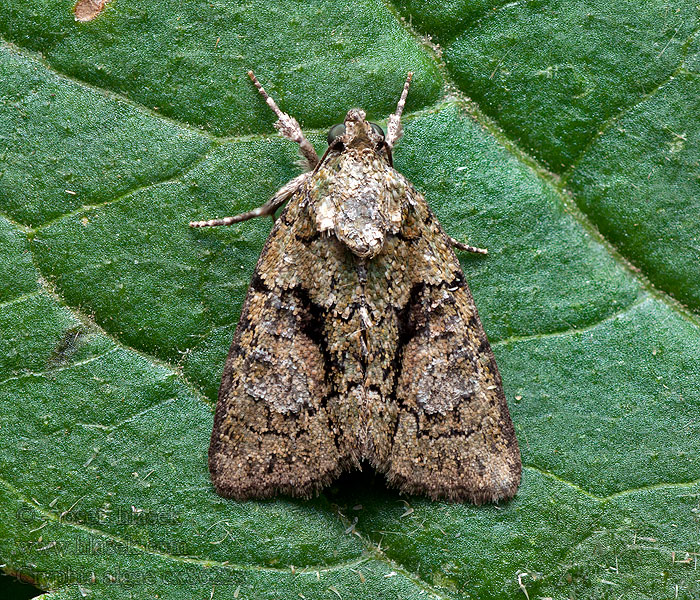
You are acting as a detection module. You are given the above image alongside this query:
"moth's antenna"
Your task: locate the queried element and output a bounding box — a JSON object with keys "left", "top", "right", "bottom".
{"left": 385, "top": 72, "right": 413, "bottom": 150}
{"left": 248, "top": 70, "right": 319, "bottom": 170}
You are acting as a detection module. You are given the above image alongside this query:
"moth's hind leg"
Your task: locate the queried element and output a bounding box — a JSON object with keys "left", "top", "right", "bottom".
{"left": 248, "top": 70, "right": 319, "bottom": 170}
{"left": 189, "top": 172, "right": 310, "bottom": 228}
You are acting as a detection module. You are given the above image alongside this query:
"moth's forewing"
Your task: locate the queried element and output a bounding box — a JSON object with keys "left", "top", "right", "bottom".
{"left": 208, "top": 191, "right": 356, "bottom": 499}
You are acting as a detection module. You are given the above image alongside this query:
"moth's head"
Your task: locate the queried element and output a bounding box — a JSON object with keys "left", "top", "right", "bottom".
{"left": 326, "top": 109, "right": 390, "bottom": 163}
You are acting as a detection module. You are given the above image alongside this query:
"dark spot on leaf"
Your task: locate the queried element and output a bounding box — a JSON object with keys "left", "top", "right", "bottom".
{"left": 49, "top": 327, "right": 86, "bottom": 367}
{"left": 0, "top": 571, "right": 43, "bottom": 599}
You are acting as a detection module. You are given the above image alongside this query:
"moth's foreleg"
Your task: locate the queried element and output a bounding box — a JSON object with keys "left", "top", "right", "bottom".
{"left": 189, "top": 173, "right": 309, "bottom": 228}
{"left": 247, "top": 70, "right": 319, "bottom": 171}
{"left": 447, "top": 235, "right": 488, "bottom": 255}
{"left": 386, "top": 72, "right": 413, "bottom": 150}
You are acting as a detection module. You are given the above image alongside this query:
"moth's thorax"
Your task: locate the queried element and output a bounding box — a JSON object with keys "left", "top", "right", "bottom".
{"left": 311, "top": 111, "right": 406, "bottom": 259}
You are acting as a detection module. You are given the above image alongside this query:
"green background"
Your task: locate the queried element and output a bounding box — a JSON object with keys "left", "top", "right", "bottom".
{"left": 0, "top": 1, "right": 699, "bottom": 598}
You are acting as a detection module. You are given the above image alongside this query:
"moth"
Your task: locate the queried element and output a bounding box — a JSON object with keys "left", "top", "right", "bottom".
{"left": 191, "top": 72, "right": 521, "bottom": 504}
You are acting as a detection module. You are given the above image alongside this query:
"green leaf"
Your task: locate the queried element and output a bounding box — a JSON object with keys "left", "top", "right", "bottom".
{"left": 1, "top": 1, "right": 698, "bottom": 599}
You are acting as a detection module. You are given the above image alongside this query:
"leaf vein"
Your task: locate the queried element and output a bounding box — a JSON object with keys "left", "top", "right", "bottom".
{"left": 0, "top": 346, "right": 119, "bottom": 388}
{"left": 0, "top": 474, "right": 373, "bottom": 575}
{"left": 525, "top": 464, "right": 700, "bottom": 502}
{"left": 492, "top": 295, "right": 649, "bottom": 347}
{"left": 564, "top": 25, "right": 700, "bottom": 180}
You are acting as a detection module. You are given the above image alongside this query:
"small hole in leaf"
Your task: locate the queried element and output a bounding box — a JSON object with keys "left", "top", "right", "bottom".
{"left": 74, "top": 0, "right": 111, "bottom": 22}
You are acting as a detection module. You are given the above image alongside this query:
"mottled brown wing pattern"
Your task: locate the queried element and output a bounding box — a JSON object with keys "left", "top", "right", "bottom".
{"left": 208, "top": 190, "right": 358, "bottom": 499}
{"left": 379, "top": 181, "right": 521, "bottom": 503}
{"left": 209, "top": 175, "right": 520, "bottom": 503}
{"left": 203, "top": 71, "right": 521, "bottom": 504}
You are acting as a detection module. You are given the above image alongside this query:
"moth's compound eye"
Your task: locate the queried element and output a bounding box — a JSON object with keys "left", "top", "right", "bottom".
{"left": 327, "top": 124, "right": 346, "bottom": 145}
{"left": 369, "top": 122, "right": 385, "bottom": 140}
